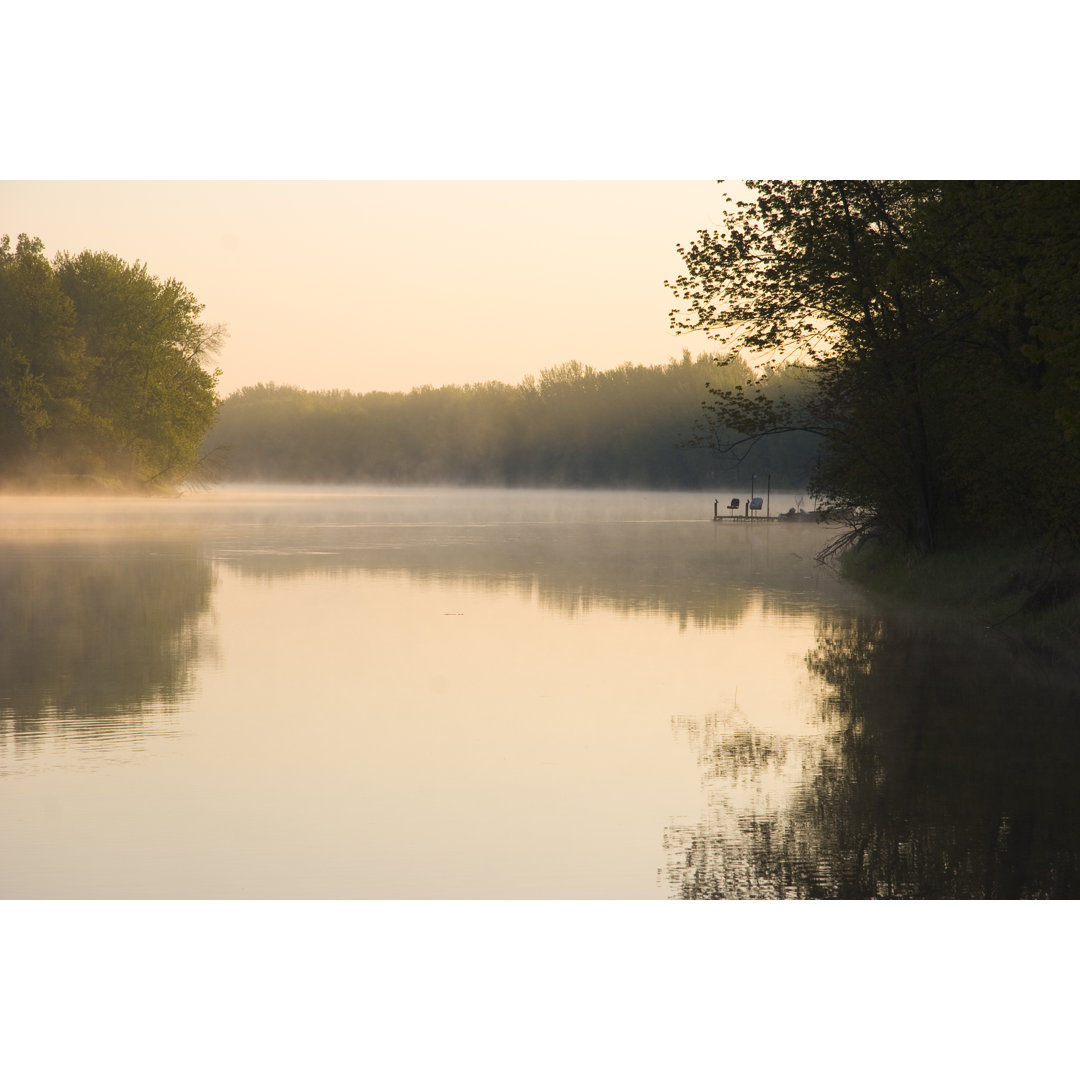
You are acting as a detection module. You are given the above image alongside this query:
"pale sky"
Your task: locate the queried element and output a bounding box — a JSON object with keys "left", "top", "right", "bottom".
{"left": 2, "top": 180, "right": 739, "bottom": 397}
{"left": 5, "top": 7, "right": 1064, "bottom": 402}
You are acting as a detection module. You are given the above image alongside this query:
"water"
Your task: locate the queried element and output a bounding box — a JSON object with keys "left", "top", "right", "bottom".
{"left": 2, "top": 486, "right": 1079, "bottom": 898}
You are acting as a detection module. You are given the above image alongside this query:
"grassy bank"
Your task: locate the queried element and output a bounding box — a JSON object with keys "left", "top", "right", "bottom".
{"left": 839, "top": 538, "right": 1080, "bottom": 665}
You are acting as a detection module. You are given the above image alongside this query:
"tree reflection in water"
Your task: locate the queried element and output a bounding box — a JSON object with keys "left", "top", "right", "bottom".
{"left": 665, "top": 696, "right": 843, "bottom": 899}
{"left": 0, "top": 541, "right": 215, "bottom": 745}
{"left": 666, "top": 614, "right": 1080, "bottom": 899}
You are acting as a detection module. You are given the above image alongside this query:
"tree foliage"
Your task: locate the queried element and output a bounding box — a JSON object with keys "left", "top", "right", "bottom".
{"left": 668, "top": 181, "right": 1080, "bottom": 554}
{"left": 0, "top": 234, "right": 225, "bottom": 490}
{"left": 204, "top": 353, "right": 820, "bottom": 490}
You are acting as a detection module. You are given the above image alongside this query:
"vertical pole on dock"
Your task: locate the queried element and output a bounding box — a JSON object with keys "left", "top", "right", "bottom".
{"left": 767, "top": 474, "right": 771, "bottom": 519}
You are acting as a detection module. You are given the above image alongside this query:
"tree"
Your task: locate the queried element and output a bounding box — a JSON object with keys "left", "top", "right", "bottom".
{"left": 204, "top": 355, "right": 820, "bottom": 489}
{"left": 0, "top": 234, "right": 83, "bottom": 469}
{"left": 668, "top": 181, "right": 1080, "bottom": 555}
{"left": 54, "top": 248, "right": 227, "bottom": 486}
{"left": 913, "top": 182, "right": 1080, "bottom": 546}
{"left": 0, "top": 234, "right": 227, "bottom": 489}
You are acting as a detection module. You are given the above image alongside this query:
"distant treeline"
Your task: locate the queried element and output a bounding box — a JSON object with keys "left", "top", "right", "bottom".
{"left": 203, "top": 353, "right": 821, "bottom": 490}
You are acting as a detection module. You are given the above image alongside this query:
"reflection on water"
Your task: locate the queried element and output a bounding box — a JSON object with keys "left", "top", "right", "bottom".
{"left": 665, "top": 613, "right": 1080, "bottom": 899}
{"left": 3, "top": 487, "right": 1079, "bottom": 898}
{"left": 194, "top": 486, "right": 837, "bottom": 631}
{"left": 0, "top": 539, "right": 214, "bottom": 750}
{"left": 225, "top": 519, "right": 833, "bottom": 631}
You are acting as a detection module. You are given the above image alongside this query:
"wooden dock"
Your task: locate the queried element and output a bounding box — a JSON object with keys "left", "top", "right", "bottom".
{"left": 713, "top": 509, "right": 825, "bottom": 524}
{"left": 712, "top": 498, "right": 824, "bottom": 524}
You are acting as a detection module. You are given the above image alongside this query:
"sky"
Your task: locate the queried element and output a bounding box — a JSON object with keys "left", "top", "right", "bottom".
{"left": 2, "top": 180, "right": 741, "bottom": 397}
{"left": 6, "top": 3, "right": 1072, "bottom": 403}
{"left": 7, "top": 7, "right": 1073, "bottom": 405}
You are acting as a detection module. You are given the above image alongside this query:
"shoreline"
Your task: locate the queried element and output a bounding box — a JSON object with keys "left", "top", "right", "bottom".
{"left": 839, "top": 540, "right": 1080, "bottom": 669}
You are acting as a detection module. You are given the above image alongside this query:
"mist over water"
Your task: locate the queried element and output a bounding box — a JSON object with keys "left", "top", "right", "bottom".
{"left": 3, "top": 486, "right": 1078, "bottom": 898}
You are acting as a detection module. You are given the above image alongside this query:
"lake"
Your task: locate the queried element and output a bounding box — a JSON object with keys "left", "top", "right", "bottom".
{"left": 2, "top": 486, "right": 1079, "bottom": 899}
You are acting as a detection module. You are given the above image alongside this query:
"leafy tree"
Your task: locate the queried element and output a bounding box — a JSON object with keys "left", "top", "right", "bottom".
{"left": 0, "top": 234, "right": 226, "bottom": 489}
{"left": 0, "top": 234, "right": 83, "bottom": 469}
{"left": 914, "top": 182, "right": 1080, "bottom": 546}
{"left": 668, "top": 181, "right": 1080, "bottom": 555}
{"left": 668, "top": 181, "right": 952, "bottom": 552}
{"left": 54, "top": 248, "right": 226, "bottom": 486}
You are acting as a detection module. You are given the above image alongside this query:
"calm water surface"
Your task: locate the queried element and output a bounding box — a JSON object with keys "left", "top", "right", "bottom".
{"left": 2, "top": 486, "right": 1078, "bottom": 898}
